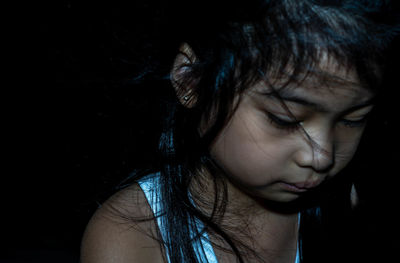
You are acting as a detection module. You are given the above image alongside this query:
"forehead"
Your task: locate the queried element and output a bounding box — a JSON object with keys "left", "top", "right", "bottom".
{"left": 275, "top": 83, "right": 373, "bottom": 112}
{"left": 253, "top": 56, "right": 375, "bottom": 111}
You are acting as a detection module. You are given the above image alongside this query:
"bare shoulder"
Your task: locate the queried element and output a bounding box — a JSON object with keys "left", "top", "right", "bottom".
{"left": 80, "top": 183, "right": 165, "bottom": 263}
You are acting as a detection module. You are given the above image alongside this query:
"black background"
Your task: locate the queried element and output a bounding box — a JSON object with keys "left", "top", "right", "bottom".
{"left": 10, "top": 2, "right": 162, "bottom": 262}
{"left": 8, "top": 1, "right": 399, "bottom": 262}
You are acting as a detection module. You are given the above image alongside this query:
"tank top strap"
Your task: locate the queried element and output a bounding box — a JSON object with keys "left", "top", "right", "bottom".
{"left": 138, "top": 173, "right": 218, "bottom": 263}
{"left": 295, "top": 212, "right": 300, "bottom": 263}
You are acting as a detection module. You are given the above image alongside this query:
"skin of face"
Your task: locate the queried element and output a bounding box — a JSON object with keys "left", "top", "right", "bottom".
{"left": 208, "top": 65, "right": 375, "bottom": 203}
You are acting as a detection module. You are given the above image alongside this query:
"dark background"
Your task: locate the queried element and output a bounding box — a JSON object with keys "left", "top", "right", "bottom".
{"left": 11, "top": 2, "right": 163, "bottom": 262}
{"left": 8, "top": 1, "right": 399, "bottom": 262}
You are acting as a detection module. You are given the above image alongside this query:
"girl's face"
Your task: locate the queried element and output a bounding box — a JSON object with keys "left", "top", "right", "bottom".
{"left": 209, "top": 65, "right": 375, "bottom": 202}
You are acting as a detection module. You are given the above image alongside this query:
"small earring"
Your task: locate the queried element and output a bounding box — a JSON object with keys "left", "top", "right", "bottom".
{"left": 183, "top": 95, "right": 189, "bottom": 101}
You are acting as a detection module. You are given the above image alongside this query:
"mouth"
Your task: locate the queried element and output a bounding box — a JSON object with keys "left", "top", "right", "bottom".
{"left": 279, "top": 180, "right": 323, "bottom": 193}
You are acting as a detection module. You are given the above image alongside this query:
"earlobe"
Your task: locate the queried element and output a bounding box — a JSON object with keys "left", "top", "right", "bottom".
{"left": 170, "top": 43, "right": 198, "bottom": 108}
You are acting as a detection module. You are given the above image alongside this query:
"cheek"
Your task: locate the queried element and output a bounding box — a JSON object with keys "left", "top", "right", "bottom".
{"left": 333, "top": 130, "right": 365, "bottom": 172}
{"left": 209, "top": 112, "right": 292, "bottom": 187}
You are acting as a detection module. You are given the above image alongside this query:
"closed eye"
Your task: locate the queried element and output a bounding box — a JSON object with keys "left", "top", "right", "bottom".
{"left": 340, "top": 115, "right": 370, "bottom": 128}
{"left": 266, "top": 112, "right": 302, "bottom": 131}
{"left": 340, "top": 106, "right": 374, "bottom": 128}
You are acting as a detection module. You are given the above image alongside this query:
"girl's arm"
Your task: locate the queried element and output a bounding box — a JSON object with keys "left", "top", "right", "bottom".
{"left": 80, "top": 184, "right": 165, "bottom": 263}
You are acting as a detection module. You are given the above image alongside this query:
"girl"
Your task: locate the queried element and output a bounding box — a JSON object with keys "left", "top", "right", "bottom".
{"left": 81, "top": 1, "right": 399, "bottom": 262}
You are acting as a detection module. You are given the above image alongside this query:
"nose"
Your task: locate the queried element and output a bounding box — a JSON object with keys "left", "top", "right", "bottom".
{"left": 294, "top": 127, "right": 335, "bottom": 173}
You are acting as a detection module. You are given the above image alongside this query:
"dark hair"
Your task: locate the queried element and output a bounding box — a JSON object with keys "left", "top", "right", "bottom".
{"left": 114, "top": 1, "right": 399, "bottom": 262}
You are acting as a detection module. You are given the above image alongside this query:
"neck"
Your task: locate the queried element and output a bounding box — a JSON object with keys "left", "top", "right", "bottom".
{"left": 189, "top": 167, "right": 299, "bottom": 261}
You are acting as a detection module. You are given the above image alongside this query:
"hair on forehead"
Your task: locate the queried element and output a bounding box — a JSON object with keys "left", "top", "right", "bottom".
{"left": 258, "top": 54, "right": 363, "bottom": 95}
{"left": 236, "top": 2, "right": 386, "bottom": 92}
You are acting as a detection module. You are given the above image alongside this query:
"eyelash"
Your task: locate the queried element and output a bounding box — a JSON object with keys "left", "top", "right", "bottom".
{"left": 266, "top": 112, "right": 301, "bottom": 132}
{"left": 340, "top": 117, "right": 369, "bottom": 128}
{"left": 266, "top": 112, "right": 370, "bottom": 131}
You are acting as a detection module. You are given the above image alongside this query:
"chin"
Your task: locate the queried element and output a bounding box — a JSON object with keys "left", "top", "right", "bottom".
{"left": 269, "top": 193, "right": 301, "bottom": 203}
{"left": 250, "top": 189, "right": 301, "bottom": 204}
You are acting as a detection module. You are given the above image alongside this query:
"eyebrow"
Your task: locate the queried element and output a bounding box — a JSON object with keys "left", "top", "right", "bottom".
{"left": 261, "top": 91, "right": 375, "bottom": 113}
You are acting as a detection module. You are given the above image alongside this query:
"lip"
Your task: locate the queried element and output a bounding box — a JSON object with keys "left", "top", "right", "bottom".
{"left": 279, "top": 182, "right": 308, "bottom": 193}
{"left": 280, "top": 180, "right": 322, "bottom": 192}
{"left": 293, "top": 180, "right": 322, "bottom": 189}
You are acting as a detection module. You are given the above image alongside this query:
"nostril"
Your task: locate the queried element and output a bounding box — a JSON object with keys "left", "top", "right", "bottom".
{"left": 312, "top": 154, "right": 334, "bottom": 173}
{"left": 309, "top": 139, "right": 335, "bottom": 173}
{"left": 295, "top": 145, "right": 335, "bottom": 173}
{"left": 295, "top": 127, "right": 335, "bottom": 172}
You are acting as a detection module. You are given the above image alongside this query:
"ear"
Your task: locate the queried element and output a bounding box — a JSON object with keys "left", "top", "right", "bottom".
{"left": 170, "top": 43, "right": 198, "bottom": 108}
